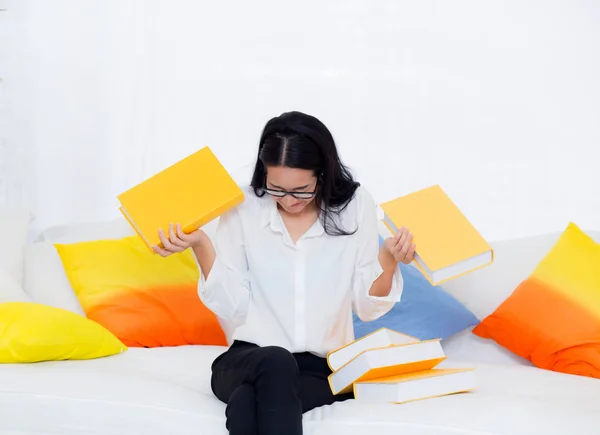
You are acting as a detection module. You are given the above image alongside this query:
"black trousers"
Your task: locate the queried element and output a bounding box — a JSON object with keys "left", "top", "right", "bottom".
{"left": 211, "top": 340, "right": 354, "bottom": 434}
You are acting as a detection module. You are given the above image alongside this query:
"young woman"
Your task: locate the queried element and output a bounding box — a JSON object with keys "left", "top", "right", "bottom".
{"left": 154, "top": 111, "right": 415, "bottom": 435}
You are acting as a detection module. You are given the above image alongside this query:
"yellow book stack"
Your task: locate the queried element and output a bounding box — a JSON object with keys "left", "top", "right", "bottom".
{"left": 327, "top": 328, "right": 476, "bottom": 404}
{"left": 380, "top": 185, "right": 493, "bottom": 286}
{"left": 118, "top": 146, "right": 244, "bottom": 252}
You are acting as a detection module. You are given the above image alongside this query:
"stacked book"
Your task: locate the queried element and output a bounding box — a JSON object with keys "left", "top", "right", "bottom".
{"left": 327, "top": 328, "right": 476, "bottom": 404}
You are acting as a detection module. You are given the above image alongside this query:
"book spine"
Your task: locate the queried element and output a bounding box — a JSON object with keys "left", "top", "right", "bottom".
{"left": 182, "top": 192, "right": 245, "bottom": 236}
{"left": 119, "top": 207, "right": 155, "bottom": 254}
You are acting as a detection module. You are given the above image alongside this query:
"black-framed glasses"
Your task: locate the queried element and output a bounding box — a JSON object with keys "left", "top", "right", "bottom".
{"left": 263, "top": 185, "right": 318, "bottom": 200}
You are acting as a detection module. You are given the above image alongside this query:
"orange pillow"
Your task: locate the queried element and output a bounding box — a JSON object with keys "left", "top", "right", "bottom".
{"left": 55, "top": 236, "right": 226, "bottom": 348}
{"left": 473, "top": 223, "right": 600, "bottom": 378}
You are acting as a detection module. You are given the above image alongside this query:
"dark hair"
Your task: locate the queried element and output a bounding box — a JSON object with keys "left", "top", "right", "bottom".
{"left": 250, "top": 111, "right": 360, "bottom": 236}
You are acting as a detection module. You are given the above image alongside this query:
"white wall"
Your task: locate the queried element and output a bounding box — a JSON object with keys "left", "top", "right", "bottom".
{"left": 3, "top": 0, "right": 600, "bottom": 240}
{"left": 0, "top": 0, "right": 33, "bottom": 209}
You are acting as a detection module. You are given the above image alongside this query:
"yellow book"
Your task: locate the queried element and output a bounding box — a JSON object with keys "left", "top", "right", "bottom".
{"left": 327, "top": 328, "right": 419, "bottom": 372}
{"left": 117, "top": 146, "right": 244, "bottom": 252}
{"left": 328, "top": 339, "right": 446, "bottom": 395}
{"left": 353, "top": 368, "right": 476, "bottom": 404}
{"left": 380, "top": 185, "right": 493, "bottom": 286}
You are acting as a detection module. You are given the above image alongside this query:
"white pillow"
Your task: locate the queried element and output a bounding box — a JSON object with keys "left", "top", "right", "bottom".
{"left": 26, "top": 218, "right": 134, "bottom": 315}
{"left": 442, "top": 229, "right": 600, "bottom": 320}
{"left": 443, "top": 327, "right": 532, "bottom": 366}
{"left": 22, "top": 243, "right": 85, "bottom": 315}
{"left": 25, "top": 217, "right": 220, "bottom": 316}
{"left": 440, "top": 229, "right": 600, "bottom": 366}
{"left": 0, "top": 209, "right": 31, "bottom": 286}
{"left": 36, "top": 217, "right": 220, "bottom": 243}
{"left": 0, "top": 269, "right": 31, "bottom": 303}
{"left": 36, "top": 218, "right": 135, "bottom": 243}
{"left": 24, "top": 219, "right": 133, "bottom": 315}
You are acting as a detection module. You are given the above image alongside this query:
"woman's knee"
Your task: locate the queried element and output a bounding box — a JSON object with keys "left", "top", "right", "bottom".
{"left": 229, "top": 383, "right": 256, "bottom": 405}
{"left": 226, "top": 384, "right": 257, "bottom": 435}
{"left": 257, "top": 346, "right": 298, "bottom": 376}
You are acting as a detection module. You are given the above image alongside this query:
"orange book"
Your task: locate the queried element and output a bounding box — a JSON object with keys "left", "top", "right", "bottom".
{"left": 353, "top": 368, "right": 476, "bottom": 404}
{"left": 328, "top": 339, "right": 446, "bottom": 395}
{"left": 380, "top": 185, "right": 493, "bottom": 286}
{"left": 117, "top": 147, "right": 244, "bottom": 252}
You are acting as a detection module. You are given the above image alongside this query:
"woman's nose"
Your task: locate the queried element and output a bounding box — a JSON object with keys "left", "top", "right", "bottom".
{"left": 282, "top": 195, "right": 296, "bottom": 207}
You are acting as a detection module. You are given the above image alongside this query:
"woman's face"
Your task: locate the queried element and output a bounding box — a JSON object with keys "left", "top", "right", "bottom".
{"left": 265, "top": 166, "right": 318, "bottom": 214}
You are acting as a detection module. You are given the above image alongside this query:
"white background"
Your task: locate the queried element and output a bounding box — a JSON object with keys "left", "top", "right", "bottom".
{"left": 1, "top": 0, "right": 599, "bottom": 240}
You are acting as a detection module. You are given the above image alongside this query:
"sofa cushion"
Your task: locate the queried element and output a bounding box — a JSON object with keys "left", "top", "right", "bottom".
{"left": 1, "top": 345, "right": 599, "bottom": 435}
{"left": 54, "top": 235, "right": 227, "bottom": 348}
{"left": 36, "top": 218, "right": 135, "bottom": 243}
{"left": 0, "top": 301, "right": 127, "bottom": 363}
{"left": 442, "top": 327, "right": 532, "bottom": 366}
{"left": 22, "top": 242, "right": 86, "bottom": 314}
{"left": 441, "top": 229, "right": 600, "bottom": 320}
{"left": 36, "top": 216, "right": 220, "bottom": 244}
{"left": 353, "top": 236, "right": 479, "bottom": 341}
{"left": 24, "top": 218, "right": 137, "bottom": 314}
{"left": 0, "top": 269, "right": 31, "bottom": 303}
{"left": 473, "top": 223, "right": 600, "bottom": 379}
{"left": 23, "top": 218, "right": 223, "bottom": 319}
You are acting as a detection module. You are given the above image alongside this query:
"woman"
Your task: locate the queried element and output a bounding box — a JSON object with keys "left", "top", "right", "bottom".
{"left": 154, "top": 111, "right": 415, "bottom": 435}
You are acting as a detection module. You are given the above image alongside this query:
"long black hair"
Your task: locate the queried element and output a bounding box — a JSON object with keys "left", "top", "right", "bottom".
{"left": 250, "top": 111, "right": 360, "bottom": 236}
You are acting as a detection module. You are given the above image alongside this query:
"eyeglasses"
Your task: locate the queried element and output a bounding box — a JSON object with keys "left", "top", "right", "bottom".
{"left": 263, "top": 185, "right": 318, "bottom": 200}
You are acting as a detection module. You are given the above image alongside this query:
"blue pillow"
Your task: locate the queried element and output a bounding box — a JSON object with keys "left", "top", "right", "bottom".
{"left": 353, "top": 236, "right": 480, "bottom": 341}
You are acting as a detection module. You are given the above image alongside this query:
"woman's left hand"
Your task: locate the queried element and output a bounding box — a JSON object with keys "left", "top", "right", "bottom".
{"left": 383, "top": 227, "right": 415, "bottom": 265}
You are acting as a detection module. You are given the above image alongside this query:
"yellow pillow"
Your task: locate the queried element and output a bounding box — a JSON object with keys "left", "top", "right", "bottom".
{"left": 474, "top": 223, "right": 600, "bottom": 378}
{"left": 0, "top": 302, "right": 127, "bottom": 363}
{"left": 55, "top": 235, "right": 227, "bottom": 348}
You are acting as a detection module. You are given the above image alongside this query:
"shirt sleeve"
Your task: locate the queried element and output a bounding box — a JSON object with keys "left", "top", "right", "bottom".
{"left": 351, "top": 188, "right": 404, "bottom": 322}
{"left": 196, "top": 206, "right": 251, "bottom": 328}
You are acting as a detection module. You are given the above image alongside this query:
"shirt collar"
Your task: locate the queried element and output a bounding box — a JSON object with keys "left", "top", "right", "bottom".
{"left": 260, "top": 196, "right": 278, "bottom": 228}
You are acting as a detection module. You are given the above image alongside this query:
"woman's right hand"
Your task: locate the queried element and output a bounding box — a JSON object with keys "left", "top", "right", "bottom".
{"left": 153, "top": 223, "right": 208, "bottom": 257}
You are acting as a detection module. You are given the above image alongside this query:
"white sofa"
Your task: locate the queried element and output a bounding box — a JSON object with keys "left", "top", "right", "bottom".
{"left": 1, "top": 214, "right": 600, "bottom": 435}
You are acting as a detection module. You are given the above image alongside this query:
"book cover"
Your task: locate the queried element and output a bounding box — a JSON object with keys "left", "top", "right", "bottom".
{"left": 380, "top": 185, "right": 493, "bottom": 285}
{"left": 118, "top": 146, "right": 244, "bottom": 252}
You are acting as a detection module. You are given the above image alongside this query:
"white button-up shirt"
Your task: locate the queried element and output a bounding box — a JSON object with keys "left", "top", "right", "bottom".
{"left": 198, "top": 185, "right": 403, "bottom": 357}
